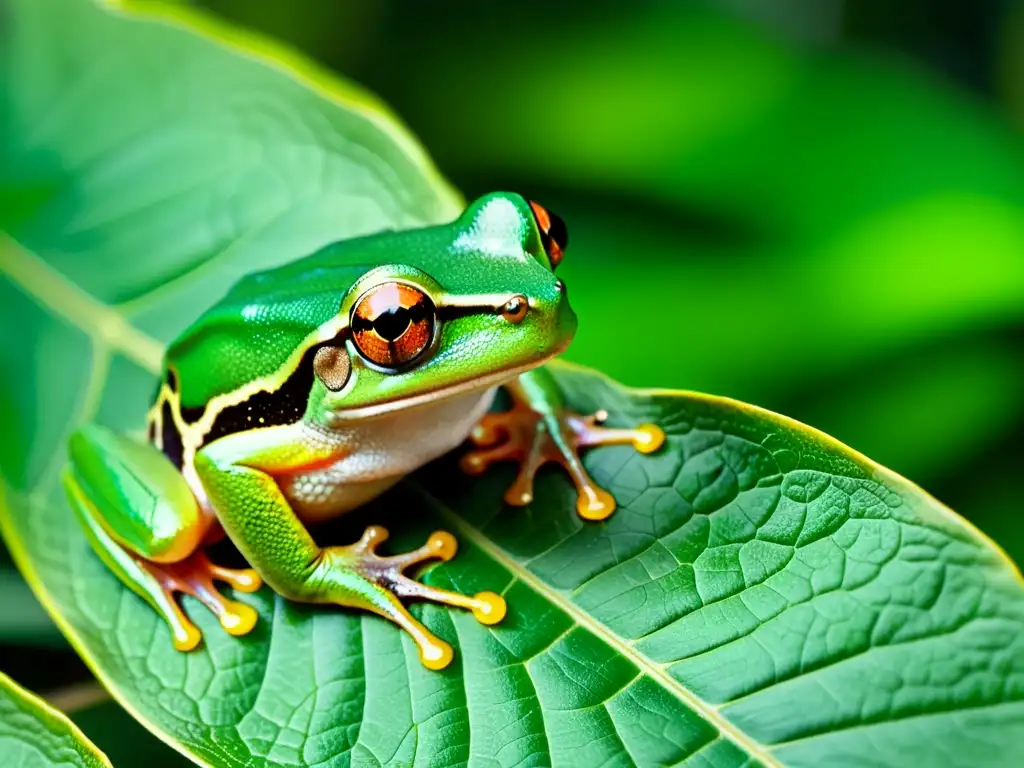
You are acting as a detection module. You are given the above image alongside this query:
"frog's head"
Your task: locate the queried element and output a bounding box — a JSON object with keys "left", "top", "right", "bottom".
{"left": 318, "top": 192, "right": 576, "bottom": 417}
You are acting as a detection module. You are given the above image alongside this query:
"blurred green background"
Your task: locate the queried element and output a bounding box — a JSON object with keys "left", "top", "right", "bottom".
{"left": 2, "top": 1, "right": 1022, "bottom": 763}
{"left": 189, "top": 0, "right": 1023, "bottom": 554}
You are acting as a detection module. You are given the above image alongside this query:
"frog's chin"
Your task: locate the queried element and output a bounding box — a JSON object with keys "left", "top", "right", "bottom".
{"left": 328, "top": 344, "right": 567, "bottom": 422}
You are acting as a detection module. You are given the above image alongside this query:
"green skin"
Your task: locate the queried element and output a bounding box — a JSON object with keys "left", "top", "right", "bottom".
{"left": 62, "top": 193, "right": 662, "bottom": 669}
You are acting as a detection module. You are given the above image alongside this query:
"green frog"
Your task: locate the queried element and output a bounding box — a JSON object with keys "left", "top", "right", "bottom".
{"left": 63, "top": 193, "right": 664, "bottom": 670}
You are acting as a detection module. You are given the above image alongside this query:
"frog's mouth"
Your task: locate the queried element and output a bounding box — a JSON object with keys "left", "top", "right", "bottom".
{"left": 328, "top": 343, "right": 568, "bottom": 422}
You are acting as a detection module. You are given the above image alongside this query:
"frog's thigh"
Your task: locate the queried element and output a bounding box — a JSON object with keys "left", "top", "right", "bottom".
{"left": 63, "top": 424, "right": 211, "bottom": 650}
{"left": 65, "top": 424, "right": 206, "bottom": 562}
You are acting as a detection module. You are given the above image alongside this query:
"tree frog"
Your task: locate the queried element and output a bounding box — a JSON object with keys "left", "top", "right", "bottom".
{"left": 62, "top": 193, "right": 664, "bottom": 670}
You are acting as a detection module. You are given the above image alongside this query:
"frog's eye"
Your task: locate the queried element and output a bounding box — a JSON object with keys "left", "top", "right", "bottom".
{"left": 528, "top": 200, "right": 568, "bottom": 268}
{"left": 351, "top": 282, "right": 435, "bottom": 368}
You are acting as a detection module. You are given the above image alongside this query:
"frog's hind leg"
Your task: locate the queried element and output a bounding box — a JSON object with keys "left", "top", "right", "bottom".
{"left": 63, "top": 425, "right": 261, "bottom": 651}
{"left": 138, "top": 550, "right": 261, "bottom": 642}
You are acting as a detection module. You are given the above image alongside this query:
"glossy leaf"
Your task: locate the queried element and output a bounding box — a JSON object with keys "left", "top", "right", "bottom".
{"left": 0, "top": 670, "right": 111, "bottom": 768}
{"left": 2, "top": 2, "right": 1024, "bottom": 767}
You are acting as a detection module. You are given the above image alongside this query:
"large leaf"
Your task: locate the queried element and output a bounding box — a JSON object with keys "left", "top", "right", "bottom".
{"left": 2, "top": 1, "right": 1024, "bottom": 767}
{"left": 0, "top": 670, "right": 111, "bottom": 767}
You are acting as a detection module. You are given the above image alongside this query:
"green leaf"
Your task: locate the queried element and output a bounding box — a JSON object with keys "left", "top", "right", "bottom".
{"left": 0, "top": 670, "right": 111, "bottom": 767}
{"left": 2, "top": 1, "right": 1023, "bottom": 767}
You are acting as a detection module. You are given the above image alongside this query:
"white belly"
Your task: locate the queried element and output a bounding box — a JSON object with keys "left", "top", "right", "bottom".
{"left": 283, "top": 387, "right": 496, "bottom": 521}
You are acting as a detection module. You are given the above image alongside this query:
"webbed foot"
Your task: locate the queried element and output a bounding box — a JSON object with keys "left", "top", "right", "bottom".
{"left": 322, "top": 526, "right": 505, "bottom": 670}
{"left": 141, "top": 551, "right": 262, "bottom": 651}
{"left": 460, "top": 384, "right": 664, "bottom": 521}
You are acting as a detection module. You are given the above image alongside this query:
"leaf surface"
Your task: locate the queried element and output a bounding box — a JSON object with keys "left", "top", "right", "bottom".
{"left": 2, "top": 1, "right": 1023, "bottom": 766}
{"left": 0, "top": 671, "right": 111, "bottom": 768}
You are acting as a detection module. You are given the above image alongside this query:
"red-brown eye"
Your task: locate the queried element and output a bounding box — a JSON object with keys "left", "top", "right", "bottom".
{"left": 351, "top": 283, "right": 435, "bottom": 368}
{"left": 528, "top": 200, "right": 568, "bottom": 268}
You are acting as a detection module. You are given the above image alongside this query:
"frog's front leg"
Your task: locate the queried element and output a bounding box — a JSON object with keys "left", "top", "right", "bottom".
{"left": 194, "top": 424, "right": 506, "bottom": 670}
{"left": 460, "top": 367, "right": 664, "bottom": 521}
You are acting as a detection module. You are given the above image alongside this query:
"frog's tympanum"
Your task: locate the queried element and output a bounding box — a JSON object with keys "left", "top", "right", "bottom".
{"left": 63, "top": 194, "right": 664, "bottom": 669}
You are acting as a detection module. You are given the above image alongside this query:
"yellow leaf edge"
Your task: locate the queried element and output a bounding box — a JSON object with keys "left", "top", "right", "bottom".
{"left": 0, "top": 0, "right": 462, "bottom": 764}
{"left": 0, "top": 669, "right": 113, "bottom": 768}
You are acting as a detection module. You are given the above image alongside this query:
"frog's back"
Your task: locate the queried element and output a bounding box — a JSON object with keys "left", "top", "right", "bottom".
{"left": 162, "top": 195, "right": 535, "bottom": 411}
{"left": 166, "top": 239, "right": 384, "bottom": 410}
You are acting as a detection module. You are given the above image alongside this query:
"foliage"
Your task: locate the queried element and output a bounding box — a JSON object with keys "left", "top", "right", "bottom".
{"left": 0, "top": 670, "right": 110, "bottom": 767}
{"left": 2, "top": 0, "right": 1023, "bottom": 766}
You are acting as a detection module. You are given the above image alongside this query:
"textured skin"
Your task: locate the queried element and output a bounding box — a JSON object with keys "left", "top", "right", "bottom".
{"left": 195, "top": 423, "right": 337, "bottom": 594}
{"left": 176, "top": 191, "right": 574, "bottom": 641}
{"left": 168, "top": 192, "right": 559, "bottom": 409}
{"left": 61, "top": 191, "right": 578, "bottom": 668}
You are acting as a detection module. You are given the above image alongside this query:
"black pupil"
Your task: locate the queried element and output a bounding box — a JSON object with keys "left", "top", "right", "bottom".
{"left": 373, "top": 306, "right": 411, "bottom": 340}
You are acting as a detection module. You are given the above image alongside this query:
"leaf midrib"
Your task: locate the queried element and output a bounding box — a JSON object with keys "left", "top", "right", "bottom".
{"left": 0, "top": 233, "right": 162, "bottom": 373}
{"left": 415, "top": 482, "right": 783, "bottom": 768}
{"left": 3, "top": 220, "right": 775, "bottom": 765}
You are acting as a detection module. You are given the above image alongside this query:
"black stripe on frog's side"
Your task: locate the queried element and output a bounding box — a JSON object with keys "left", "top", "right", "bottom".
{"left": 199, "top": 345, "right": 318, "bottom": 449}
{"left": 180, "top": 403, "right": 206, "bottom": 424}
{"left": 163, "top": 364, "right": 210, "bottom": 427}
{"left": 161, "top": 401, "right": 185, "bottom": 470}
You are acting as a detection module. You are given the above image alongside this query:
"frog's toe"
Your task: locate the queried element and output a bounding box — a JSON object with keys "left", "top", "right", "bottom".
{"left": 166, "top": 607, "right": 202, "bottom": 652}
{"left": 462, "top": 398, "right": 664, "bottom": 522}
{"left": 571, "top": 413, "right": 665, "bottom": 455}
{"left": 470, "top": 591, "right": 507, "bottom": 625}
{"left": 206, "top": 561, "right": 262, "bottom": 593}
{"left": 467, "top": 415, "right": 508, "bottom": 447}
{"left": 575, "top": 485, "right": 617, "bottom": 522}
{"left": 331, "top": 526, "right": 507, "bottom": 669}
{"left": 142, "top": 551, "right": 261, "bottom": 647}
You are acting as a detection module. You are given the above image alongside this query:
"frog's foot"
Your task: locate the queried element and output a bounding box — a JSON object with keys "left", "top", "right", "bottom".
{"left": 460, "top": 403, "right": 664, "bottom": 521}
{"left": 139, "top": 551, "right": 262, "bottom": 651}
{"left": 329, "top": 526, "right": 506, "bottom": 670}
